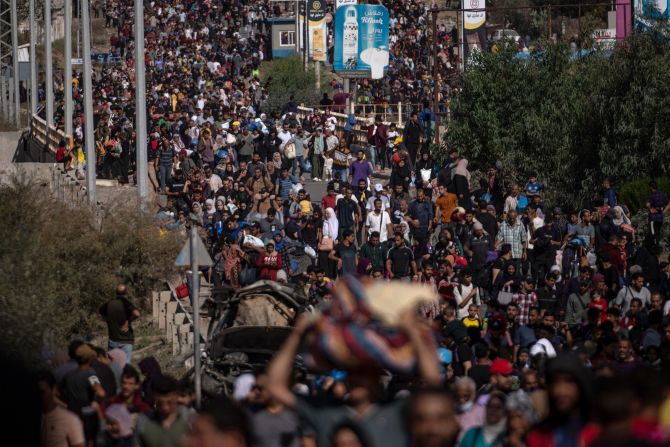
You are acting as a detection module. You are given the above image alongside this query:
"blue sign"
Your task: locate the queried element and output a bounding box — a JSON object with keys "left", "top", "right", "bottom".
{"left": 333, "top": 4, "right": 390, "bottom": 79}
{"left": 634, "top": 0, "right": 670, "bottom": 31}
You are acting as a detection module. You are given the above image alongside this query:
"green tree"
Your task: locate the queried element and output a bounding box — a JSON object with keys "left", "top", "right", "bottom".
{"left": 441, "top": 27, "right": 670, "bottom": 208}
{"left": 260, "top": 56, "right": 323, "bottom": 114}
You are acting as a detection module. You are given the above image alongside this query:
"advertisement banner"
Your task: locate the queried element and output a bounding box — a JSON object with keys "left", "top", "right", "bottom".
{"left": 312, "top": 28, "right": 325, "bottom": 61}
{"left": 298, "top": 0, "right": 328, "bottom": 61}
{"left": 633, "top": 0, "right": 669, "bottom": 31}
{"left": 335, "top": 0, "right": 357, "bottom": 9}
{"left": 308, "top": 0, "right": 327, "bottom": 60}
{"left": 464, "top": 0, "right": 486, "bottom": 30}
{"left": 462, "top": 0, "right": 487, "bottom": 68}
{"left": 592, "top": 28, "right": 617, "bottom": 48}
{"left": 333, "top": 4, "right": 390, "bottom": 79}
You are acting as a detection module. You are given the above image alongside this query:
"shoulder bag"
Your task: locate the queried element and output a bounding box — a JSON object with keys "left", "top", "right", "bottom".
{"left": 497, "top": 285, "right": 514, "bottom": 306}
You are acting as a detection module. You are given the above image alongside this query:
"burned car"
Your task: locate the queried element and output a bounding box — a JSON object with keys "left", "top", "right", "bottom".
{"left": 201, "top": 280, "right": 306, "bottom": 396}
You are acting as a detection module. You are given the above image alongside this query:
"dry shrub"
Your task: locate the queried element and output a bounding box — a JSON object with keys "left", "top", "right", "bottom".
{"left": 0, "top": 173, "right": 180, "bottom": 367}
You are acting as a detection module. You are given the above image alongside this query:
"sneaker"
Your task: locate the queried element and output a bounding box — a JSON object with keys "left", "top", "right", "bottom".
{"left": 313, "top": 177, "right": 319, "bottom": 181}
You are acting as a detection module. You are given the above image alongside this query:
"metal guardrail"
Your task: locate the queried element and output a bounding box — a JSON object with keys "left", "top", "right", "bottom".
{"left": 295, "top": 105, "right": 406, "bottom": 147}
{"left": 31, "top": 114, "right": 65, "bottom": 155}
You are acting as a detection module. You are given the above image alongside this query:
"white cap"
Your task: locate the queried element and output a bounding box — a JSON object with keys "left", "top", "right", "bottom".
{"left": 374, "top": 183, "right": 383, "bottom": 192}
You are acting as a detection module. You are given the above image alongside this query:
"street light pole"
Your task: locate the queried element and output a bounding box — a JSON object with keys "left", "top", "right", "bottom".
{"left": 10, "top": 0, "right": 20, "bottom": 127}
{"left": 64, "top": 0, "right": 73, "bottom": 137}
{"left": 431, "top": 8, "right": 439, "bottom": 146}
{"left": 82, "top": 0, "right": 96, "bottom": 205}
{"left": 189, "top": 226, "right": 202, "bottom": 408}
{"left": 29, "top": 0, "right": 37, "bottom": 116}
{"left": 135, "top": 0, "right": 148, "bottom": 206}
{"left": 45, "top": 0, "right": 54, "bottom": 127}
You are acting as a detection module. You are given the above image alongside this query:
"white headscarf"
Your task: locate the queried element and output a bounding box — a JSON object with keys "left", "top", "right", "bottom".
{"left": 323, "top": 207, "right": 339, "bottom": 239}
{"left": 612, "top": 206, "right": 630, "bottom": 226}
{"left": 205, "top": 198, "right": 216, "bottom": 215}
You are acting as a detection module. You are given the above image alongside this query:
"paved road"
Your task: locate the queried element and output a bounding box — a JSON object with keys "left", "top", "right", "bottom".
{"left": 301, "top": 169, "right": 392, "bottom": 208}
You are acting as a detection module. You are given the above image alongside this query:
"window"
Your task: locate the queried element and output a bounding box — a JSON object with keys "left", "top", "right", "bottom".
{"left": 279, "top": 31, "right": 295, "bottom": 47}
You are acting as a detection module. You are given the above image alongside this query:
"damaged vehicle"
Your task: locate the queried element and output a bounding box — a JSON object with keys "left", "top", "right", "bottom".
{"left": 201, "top": 280, "right": 306, "bottom": 396}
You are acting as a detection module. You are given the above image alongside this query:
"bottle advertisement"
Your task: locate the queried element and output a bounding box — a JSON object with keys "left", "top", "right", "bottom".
{"left": 333, "top": 4, "right": 390, "bottom": 79}
{"left": 634, "top": 0, "right": 670, "bottom": 31}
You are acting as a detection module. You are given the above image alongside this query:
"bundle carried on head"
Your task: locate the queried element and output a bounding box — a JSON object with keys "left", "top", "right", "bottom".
{"left": 302, "top": 276, "right": 439, "bottom": 375}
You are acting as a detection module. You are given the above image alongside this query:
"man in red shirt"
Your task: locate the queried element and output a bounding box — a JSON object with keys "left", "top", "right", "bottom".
{"left": 321, "top": 184, "right": 337, "bottom": 211}
{"left": 332, "top": 87, "right": 350, "bottom": 114}
{"left": 101, "top": 365, "right": 150, "bottom": 415}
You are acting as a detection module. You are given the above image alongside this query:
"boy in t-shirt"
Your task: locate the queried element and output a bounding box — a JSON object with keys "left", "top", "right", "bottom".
{"left": 587, "top": 289, "right": 608, "bottom": 323}
{"left": 298, "top": 190, "right": 313, "bottom": 217}
{"left": 462, "top": 303, "right": 482, "bottom": 330}
{"left": 525, "top": 174, "right": 543, "bottom": 198}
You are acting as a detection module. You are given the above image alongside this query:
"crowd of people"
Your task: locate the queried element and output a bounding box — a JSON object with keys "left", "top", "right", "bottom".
{"left": 49, "top": 0, "right": 461, "bottom": 180}
{"left": 43, "top": 125, "right": 670, "bottom": 447}
{"left": 36, "top": 1, "right": 670, "bottom": 447}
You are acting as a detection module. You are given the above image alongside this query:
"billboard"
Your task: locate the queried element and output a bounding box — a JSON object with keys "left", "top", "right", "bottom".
{"left": 308, "top": 0, "right": 327, "bottom": 61}
{"left": 592, "top": 28, "right": 617, "bottom": 48}
{"left": 634, "top": 0, "right": 669, "bottom": 31}
{"left": 333, "top": 4, "right": 390, "bottom": 79}
{"left": 462, "top": 0, "right": 487, "bottom": 67}
{"left": 464, "top": 0, "right": 486, "bottom": 30}
{"left": 298, "top": 0, "right": 327, "bottom": 61}
{"left": 335, "top": 0, "right": 357, "bottom": 9}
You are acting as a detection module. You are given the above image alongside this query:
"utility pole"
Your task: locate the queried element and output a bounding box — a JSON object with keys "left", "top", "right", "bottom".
{"left": 135, "top": 0, "right": 148, "bottom": 205}
{"left": 0, "top": 4, "right": 6, "bottom": 121}
{"left": 45, "top": 0, "right": 54, "bottom": 127}
{"left": 190, "top": 226, "right": 202, "bottom": 409}
{"left": 30, "top": 0, "right": 37, "bottom": 116}
{"left": 64, "top": 0, "right": 73, "bottom": 137}
{"left": 315, "top": 60, "right": 320, "bottom": 91}
{"left": 82, "top": 0, "right": 96, "bottom": 205}
{"left": 431, "top": 8, "right": 439, "bottom": 145}
{"left": 294, "top": 0, "right": 299, "bottom": 55}
{"left": 460, "top": 1, "right": 465, "bottom": 72}
{"left": 11, "top": 0, "right": 20, "bottom": 127}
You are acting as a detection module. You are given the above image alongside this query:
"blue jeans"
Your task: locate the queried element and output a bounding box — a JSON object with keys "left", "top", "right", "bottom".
{"left": 291, "top": 156, "right": 304, "bottom": 177}
{"left": 157, "top": 163, "right": 172, "bottom": 191}
{"left": 108, "top": 340, "right": 133, "bottom": 364}
{"left": 367, "top": 145, "right": 377, "bottom": 167}
{"left": 333, "top": 168, "right": 348, "bottom": 183}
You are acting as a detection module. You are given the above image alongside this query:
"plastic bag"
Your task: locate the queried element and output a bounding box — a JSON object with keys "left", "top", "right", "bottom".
{"left": 302, "top": 159, "right": 312, "bottom": 173}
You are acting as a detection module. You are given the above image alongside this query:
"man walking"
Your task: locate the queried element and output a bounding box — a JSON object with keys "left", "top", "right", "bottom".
{"left": 496, "top": 210, "right": 527, "bottom": 274}
{"left": 404, "top": 112, "right": 423, "bottom": 163}
{"left": 99, "top": 284, "right": 140, "bottom": 363}
{"left": 646, "top": 180, "right": 670, "bottom": 248}
{"left": 408, "top": 187, "right": 434, "bottom": 261}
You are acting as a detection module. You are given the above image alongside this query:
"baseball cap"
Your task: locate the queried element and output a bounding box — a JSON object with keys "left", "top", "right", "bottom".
{"left": 179, "top": 149, "right": 187, "bottom": 155}
{"left": 473, "top": 222, "right": 483, "bottom": 231}
{"left": 374, "top": 183, "right": 383, "bottom": 192}
{"left": 437, "top": 348, "right": 453, "bottom": 365}
{"left": 489, "top": 358, "right": 513, "bottom": 375}
{"left": 486, "top": 204, "right": 496, "bottom": 212}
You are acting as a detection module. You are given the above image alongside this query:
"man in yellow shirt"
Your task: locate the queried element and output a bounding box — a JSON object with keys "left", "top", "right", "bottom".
{"left": 435, "top": 185, "right": 458, "bottom": 224}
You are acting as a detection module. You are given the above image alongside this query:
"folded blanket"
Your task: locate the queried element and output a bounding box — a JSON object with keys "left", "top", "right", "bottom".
{"left": 302, "top": 276, "right": 438, "bottom": 374}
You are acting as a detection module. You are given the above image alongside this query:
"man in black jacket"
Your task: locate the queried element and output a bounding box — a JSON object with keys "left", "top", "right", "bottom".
{"left": 404, "top": 112, "right": 423, "bottom": 163}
